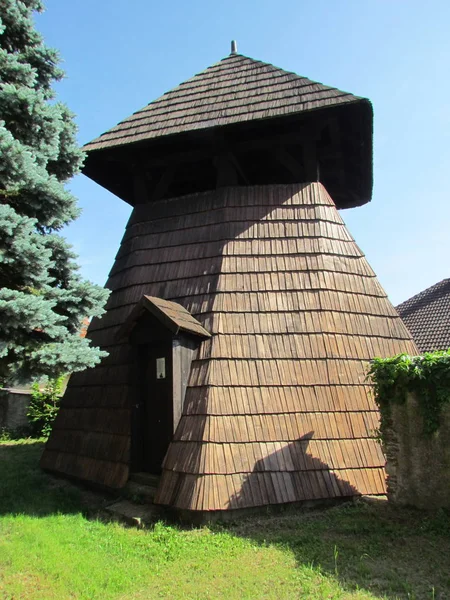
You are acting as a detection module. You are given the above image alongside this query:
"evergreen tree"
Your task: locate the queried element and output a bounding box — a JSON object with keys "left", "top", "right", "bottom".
{"left": 0, "top": 0, "right": 109, "bottom": 384}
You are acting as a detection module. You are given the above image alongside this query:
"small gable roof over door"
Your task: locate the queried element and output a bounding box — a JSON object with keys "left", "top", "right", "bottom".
{"left": 117, "top": 295, "right": 211, "bottom": 341}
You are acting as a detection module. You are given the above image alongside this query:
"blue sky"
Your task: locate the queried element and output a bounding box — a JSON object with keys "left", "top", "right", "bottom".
{"left": 36, "top": 0, "right": 450, "bottom": 305}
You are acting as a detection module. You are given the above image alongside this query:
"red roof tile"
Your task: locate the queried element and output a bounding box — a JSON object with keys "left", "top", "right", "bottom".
{"left": 396, "top": 279, "right": 450, "bottom": 352}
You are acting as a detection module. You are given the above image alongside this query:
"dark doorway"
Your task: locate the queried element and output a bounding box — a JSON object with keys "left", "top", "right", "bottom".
{"left": 132, "top": 338, "right": 173, "bottom": 474}
{"left": 124, "top": 296, "right": 210, "bottom": 477}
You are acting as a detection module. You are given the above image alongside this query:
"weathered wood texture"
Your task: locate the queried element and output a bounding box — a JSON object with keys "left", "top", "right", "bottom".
{"left": 118, "top": 295, "right": 211, "bottom": 341}
{"left": 42, "top": 182, "right": 417, "bottom": 509}
{"left": 82, "top": 53, "right": 372, "bottom": 210}
{"left": 172, "top": 337, "right": 198, "bottom": 435}
{"left": 84, "top": 55, "right": 363, "bottom": 152}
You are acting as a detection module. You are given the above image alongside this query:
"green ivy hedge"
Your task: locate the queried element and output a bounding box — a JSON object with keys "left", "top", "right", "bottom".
{"left": 367, "top": 350, "right": 450, "bottom": 436}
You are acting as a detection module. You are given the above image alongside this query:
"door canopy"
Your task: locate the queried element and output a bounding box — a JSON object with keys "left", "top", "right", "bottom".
{"left": 117, "top": 295, "right": 211, "bottom": 341}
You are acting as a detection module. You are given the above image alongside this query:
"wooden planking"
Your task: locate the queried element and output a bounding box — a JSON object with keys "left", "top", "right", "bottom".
{"left": 156, "top": 468, "right": 385, "bottom": 510}
{"left": 113, "top": 220, "right": 356, "bottom": 256}
{"left": 107, "top": 269, "right": 384, "bottom": 298}
{"left": 153, "top": 184, "right": 415, "bottom": 509}
{"left": 110, "top": 254, "right": 375, "bottom": 282}
{"left": 189, "top": 358, "right": 371, "bottom": 387}
{"left": 162, "top": 439, "right": 384, "bottom": 474}
{"left": 89, "top": 308, "right": 411, "bottom": 342}
{"left": 62, "top": 384, "right": 130, "bottom": 408}
{"left": 55, "top": 407, "right": 130, "bottom": 435}
{"left": 114, "top": 227, "right": 362, "bottom": 264}
{"left": 143, "top": 295, "right": 211, "bottom": 338}
{"left": 117, "top": 295, "right": 211, "bottom": 340}
{"left": 40, "top": 449, "right": 128, "bottom": 489}
{"left": 174, "top": 412, "right": 380, "bottom": 443}
{"left": 120, "top": 203, "right": 345, "bottom": 244}
{"left": 113, "top": 238, "right": 364, "bottom": 273}
{"left": 46, "top": 429, "right": 130, "bottom": 464}
{"left": 99, "top": 87, "right": 349, "bottom": 134}
{"left": 69, "top": 365, "right": 131, "bottom": 388}
{"left": 84, "top": 55, "right": 362, "bottom": 151}
{"left": 105, "top": 288, "right": 402, "bottom": 318}
{"left": 44, "top": 182, "right": 417, "bottom": 503}
{"left": 89, "top": 307, "right": 135, "bottom": 333}
{"left": 87, "top": 95, "right": 356, "bottom": 149}
{"left": 197, "top": 333, "right": 412, "bottom": 361}
{"left": 126, "top": 184, "right": 336, "bottom": 226}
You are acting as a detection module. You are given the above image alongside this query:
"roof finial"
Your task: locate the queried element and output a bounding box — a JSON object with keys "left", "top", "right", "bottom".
{"left": 231, "top": 40, "right": 238, "bottom": 55}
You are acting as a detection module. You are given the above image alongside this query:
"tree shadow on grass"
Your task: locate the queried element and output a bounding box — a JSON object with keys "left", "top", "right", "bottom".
{"left": 0, "top": 441, "right": 112, "bottom": 517}
{"left": 222, "top": 499, "right": 450, "bottom": 600}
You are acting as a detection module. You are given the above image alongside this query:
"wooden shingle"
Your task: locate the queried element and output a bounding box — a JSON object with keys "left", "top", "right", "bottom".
{"left": 84, "top": 55, "right": 363, "bottom": 153}
{"left": 42, "top": 182, "right": 417, "bottom": 516}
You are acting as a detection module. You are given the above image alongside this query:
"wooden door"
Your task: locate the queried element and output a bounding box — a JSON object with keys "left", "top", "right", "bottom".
{"left": 133, "top": 340, "right": 173, "bottom": 474}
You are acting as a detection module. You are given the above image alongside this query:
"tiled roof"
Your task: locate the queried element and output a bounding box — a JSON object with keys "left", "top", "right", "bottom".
{"left": 396, "top": 279, "right": 450, "bottom": 353}
{"left": 84, "top": 53, "right": 365, "bottom": 152}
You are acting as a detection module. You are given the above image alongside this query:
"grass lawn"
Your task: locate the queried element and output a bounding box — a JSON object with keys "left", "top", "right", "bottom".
{"left": 1, "top": 440, "right": 449, "bottom": 599}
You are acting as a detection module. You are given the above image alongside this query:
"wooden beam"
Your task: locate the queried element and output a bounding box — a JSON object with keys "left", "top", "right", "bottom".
{"left": 229, "top": 152, "right": 249, "bottom": 185}
{"left": 132, "top": 172, "right": 149, "bottom": 204}
{"left": 318, "top": 117, "right": 344, "bottom": 186}
{"left": 274, "top": 146, "right": 303, "bottom": 180}
{"left": 214, "top": 154, "right": 239, "bottom": 187}
{"left": 302, "top": 138, "right": 318, "bottom": 182}
{"left": 120, "top": 127, "right": 315, "bottom": 170}
{"left": 151, "top": 163, "right": 177, "bottom": 202}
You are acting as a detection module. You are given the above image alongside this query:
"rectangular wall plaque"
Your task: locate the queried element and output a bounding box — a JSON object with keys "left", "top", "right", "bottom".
{"left": 156, "top": 357, "right": 166, "bottom": 379}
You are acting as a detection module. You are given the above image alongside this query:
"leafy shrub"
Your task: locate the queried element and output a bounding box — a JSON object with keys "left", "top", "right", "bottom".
{"left": 27, "top": 375, "right": 66, "bottom": 437}
{"left": 0, "top": 426, "right": 31, "bottom": 442}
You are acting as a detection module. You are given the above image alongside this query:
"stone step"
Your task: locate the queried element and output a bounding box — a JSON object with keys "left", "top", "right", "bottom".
{"left": 129, "top": 472, "right": 161, "bottom": 488}
{"left": 103, "top": 499, "right": 161, "bottom": 528}
{"left": 123, "top": 481, "right": 158, "bottom": 504}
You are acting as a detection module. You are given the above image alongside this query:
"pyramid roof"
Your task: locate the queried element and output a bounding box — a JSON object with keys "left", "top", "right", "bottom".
{"left": 84, "top": 53, "right": 367, "bottom": 152}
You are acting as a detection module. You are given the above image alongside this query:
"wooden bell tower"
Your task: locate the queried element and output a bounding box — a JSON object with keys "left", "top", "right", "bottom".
{"left": 42, "top": 47, "right": 416, "bottom": 518}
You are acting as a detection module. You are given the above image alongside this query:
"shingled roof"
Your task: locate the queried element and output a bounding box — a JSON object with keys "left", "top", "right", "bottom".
{"left": 117, "top": 295, "right": 211, "bottom": 340}
{"left": 84, "top": 53, "right": 365, "bottom": 152}
{"left": 396, "top": 279, "right": 450, "bottom": 353}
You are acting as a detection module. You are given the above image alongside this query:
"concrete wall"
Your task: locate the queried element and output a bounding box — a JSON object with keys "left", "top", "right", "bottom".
{"left": 385, "top": 393, "right": 450, "bottom": 509}
{"left": 0, "top": 391, "right": 30, "bottom": 430}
